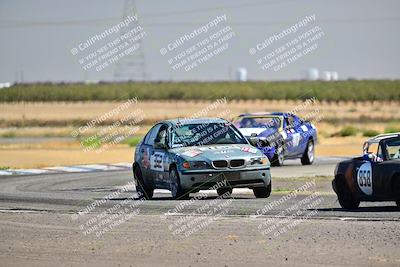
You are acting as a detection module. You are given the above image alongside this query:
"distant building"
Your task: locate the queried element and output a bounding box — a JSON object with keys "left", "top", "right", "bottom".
{"left": 236, "top": 67, "right": 247, "bottom": 82}
{"left": 331, "top": 71, "right": 339, "bottom": 81}
{"left": 0, "top": 82, "right": 12, "bottom": 89}
{"left": 307, "top": 68, "right": 319, "bottom": 80}
{"left": 305, "top": 69, "right": 339, "bottom": 81}
{"left": 84, "top": 80, "right": 99, "bottom": 84}
{"left": 321, "top": 71, "right": 332, "bottom": 81}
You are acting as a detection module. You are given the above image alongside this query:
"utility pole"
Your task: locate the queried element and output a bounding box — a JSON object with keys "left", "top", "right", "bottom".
{"left": 113, "top": 0, "right": 147, "bottom": 82}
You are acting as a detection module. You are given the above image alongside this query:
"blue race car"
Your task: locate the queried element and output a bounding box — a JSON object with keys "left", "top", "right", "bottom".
{"left": 233, "top": 112, "right": 317, "bottom": 166}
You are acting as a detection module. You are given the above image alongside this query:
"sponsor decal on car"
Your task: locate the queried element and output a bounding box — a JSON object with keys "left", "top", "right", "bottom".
{"left": 241, "top": 146, "right": 258, "bottom": 154}
{"left": 181, "top": 150, "right": 202, "bottom": 157}
{"left": 142, "top": 148, "right": 150, "bottom": 169}
{"left": 197, "top": 145, "right": 240, "bottom": 151}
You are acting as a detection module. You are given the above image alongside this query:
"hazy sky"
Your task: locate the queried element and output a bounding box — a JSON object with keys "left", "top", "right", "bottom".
{"left": 0, "top": 0, "right": 399, "bottom": 82}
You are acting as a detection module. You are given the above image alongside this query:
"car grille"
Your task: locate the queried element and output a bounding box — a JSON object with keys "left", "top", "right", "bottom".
{"left": 229, "top": 159, "right": 245, "bottom": 168}
{"left": 212, "top": 159, "right": 245, "bottom": 169}
{"left": 212, "top": 160, "right": 228, "bottom": 168}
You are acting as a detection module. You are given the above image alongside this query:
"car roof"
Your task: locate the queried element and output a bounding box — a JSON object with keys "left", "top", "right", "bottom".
{"left": 238, "top": 112, "right": 290, "bottom": 118}
{"left": 161, "top": 117, "right": 228, "bottom": 127}
{"left": 365, "top": 132, "right": 400, "bottom": 144}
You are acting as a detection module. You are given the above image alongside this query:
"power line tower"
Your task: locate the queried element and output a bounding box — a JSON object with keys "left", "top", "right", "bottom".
{"left": 114, "top": 0, "right": 147, "bottom": 81}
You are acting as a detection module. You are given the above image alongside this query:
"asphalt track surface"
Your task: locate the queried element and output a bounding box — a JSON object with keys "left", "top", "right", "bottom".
{"left": 1, "top": 157, "right": 399, "bottom": 266}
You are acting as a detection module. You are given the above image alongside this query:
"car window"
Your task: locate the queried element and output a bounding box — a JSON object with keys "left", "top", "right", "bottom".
{"left": 233, "top": 116, "right": 281, "bottom": 129}
{"left": 367, "top": 143, "right": 378, "bottom": 154}
{"left": 385, "top": 139, "right": 400, "bottom": 160}
{"left": 172, "top": 123, "right": 247, "bottom": 147}
{"left": 292, "top": 115, "right": 301, "bottom": 128}
{"left": 286, "top": 116, "right": 295, "bottom": 128}
{"left": 143, "top": 131, "right": 151, "bottom": 144}
{"left": 154, "top": 125, "right": 168, "bottom": 147}
{"left": 144, "top": 124, "right": 162, "bottom": 145}
{"left": 377, "top": 145, "right": 384, "bottom": 159}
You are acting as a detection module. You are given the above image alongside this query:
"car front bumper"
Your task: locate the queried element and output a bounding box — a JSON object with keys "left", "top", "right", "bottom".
{"left": 179, "top": 168, "right": 271, "bottom": 191}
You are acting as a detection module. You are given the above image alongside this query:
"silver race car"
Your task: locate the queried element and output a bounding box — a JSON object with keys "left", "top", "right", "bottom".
{"left": 132, "top": 118, "right": 272, "bottom": 199}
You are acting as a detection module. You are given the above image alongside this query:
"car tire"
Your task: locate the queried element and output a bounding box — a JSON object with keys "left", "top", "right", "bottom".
{"left": 335, "top": 178, "right": 360, "bottom": 209}
{"left": 253, "top": 182, "right": 271, "bottom": 198}
{"left": 217, "top": 188, "right": 232, "bottom": 198}
{"left": 134, "top": 166, "right": 153, "bottom": 200}
{"left": 392, "top": 175, "right": 400, "bottom": 208}
{"left": 170, "top": 166, "right": 189, "bottom": 200}
{"left": 301, "top": 139, "right": 314, "bottom": 165}
{"left": 271, "top": 146, "right": 284, "bottom": 166}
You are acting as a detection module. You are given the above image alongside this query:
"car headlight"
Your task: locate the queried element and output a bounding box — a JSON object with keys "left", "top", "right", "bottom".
{"left": 182, "top": 161, "right": 191, "bottom": 169}
{"left": 250, "top": 157, "right": 269, "bottom": 165}
{"left": 182, "top": 161, "right": 210, "bottom": 169}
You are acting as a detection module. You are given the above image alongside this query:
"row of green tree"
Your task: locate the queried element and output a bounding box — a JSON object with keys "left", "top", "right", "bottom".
{"left": 0, "top": 80, "right": 399, "bottom": 102}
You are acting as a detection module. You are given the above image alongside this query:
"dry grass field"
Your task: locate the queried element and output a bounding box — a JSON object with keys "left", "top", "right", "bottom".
{"left": 0, "top": 100, "right": 398, "bottom": 168}
{"left": 1, "top": 100, "right": 399, "bottom": 123}
{"left": 0, "top": 136, "right": 363, "bottom": 168}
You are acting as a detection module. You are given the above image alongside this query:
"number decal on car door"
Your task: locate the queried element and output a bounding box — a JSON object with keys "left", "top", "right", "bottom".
{"left": 150, "top": 152, "right": 164, "bottom": 171}
{"left": 292, "top": 133, "right": 300, "bottom": 147}
{"left": 357, "top": 161, "right": 372, "bottom": 195}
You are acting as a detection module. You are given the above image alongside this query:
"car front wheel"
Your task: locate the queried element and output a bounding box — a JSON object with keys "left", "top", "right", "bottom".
{"left": 301, "top": 139, "right": 314, "bottom": 165}
{"left": 335, "top": 178, "right": 360, "bottom": 209}
{"left": 271, "top": 146, "right": 284, "bottom": 166}
{"left": 170, "top": 166, "right": 189, "bottom": 200}
{"left": 253, "top": 182, "right": 271, "bottom": 198}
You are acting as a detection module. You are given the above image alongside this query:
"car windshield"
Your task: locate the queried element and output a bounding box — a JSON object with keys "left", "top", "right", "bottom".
{"left": 233, "top": 116, "right": 281, "bottom": 129}
{"left": 171, "top": 122, "right": 247, "bottom": 147}
{"left": 385, "top": 139, "right": 400, "bottom": 160}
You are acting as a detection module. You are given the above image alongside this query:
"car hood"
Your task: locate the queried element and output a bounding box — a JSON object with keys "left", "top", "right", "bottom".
{"left": 169, "top": 144, "right": 265, "bottom": 161}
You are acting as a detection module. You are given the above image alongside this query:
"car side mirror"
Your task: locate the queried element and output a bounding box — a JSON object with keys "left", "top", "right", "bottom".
{"left": 250, "top": 132, "right": 258, "bottom": 137}
{"left": 249, "top": 136, "right": 259, "bottom": 146}
{"left": 154, "top": 142, "right": 167, "bottom": 149}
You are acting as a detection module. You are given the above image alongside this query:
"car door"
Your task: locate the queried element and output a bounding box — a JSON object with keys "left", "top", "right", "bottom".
{"left": 293, "top": 115, "right": 310, "bottom": 155}
{"left": 292, "top": 115, "right": 305, "bottom": 155}
{"left": 149, "top": 124, "right": 170, "bottom": 188}
{"left": 353, "top": 142, "right": 384, "bottom": 199}
{"left": 139, "top": 124, "right": 162, "bottom": 187}
{"left": 373, "top": 139, "right": 399, "bottom": 198}
{"left": 284, "top": 115, "right": 301, "bottom": 156}
{"left": 353, "top": 159, "right": 374, "bottom": 198}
